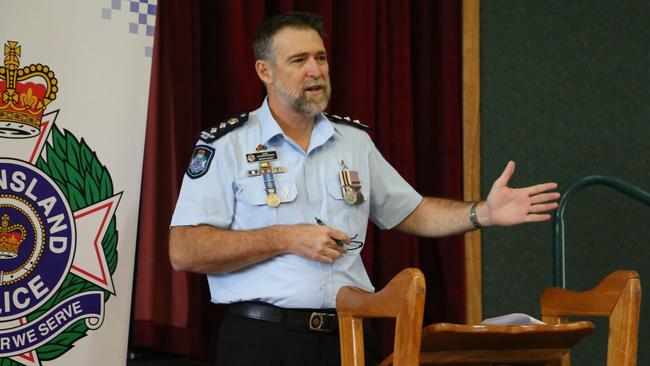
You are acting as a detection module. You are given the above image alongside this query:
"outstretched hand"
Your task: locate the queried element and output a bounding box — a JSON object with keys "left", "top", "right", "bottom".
{"left": 481, "top": 161, "right": 560, "bottom": 227}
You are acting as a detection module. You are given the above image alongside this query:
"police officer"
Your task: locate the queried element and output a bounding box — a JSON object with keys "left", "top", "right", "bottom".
{"left": 169, "top": 12, "right": 560, "bottom": 366}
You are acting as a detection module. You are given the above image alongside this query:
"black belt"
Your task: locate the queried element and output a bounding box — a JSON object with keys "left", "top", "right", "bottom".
{"left": 226, "top": 301, "right": 338, "bottom": 333}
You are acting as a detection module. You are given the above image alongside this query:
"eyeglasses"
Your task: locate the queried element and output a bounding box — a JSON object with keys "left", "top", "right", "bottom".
{"left": 314, "top": 217, "right": 364, "bottom": 251}
{"left": 345, "top": 234, "right": 364, "bottom": 251}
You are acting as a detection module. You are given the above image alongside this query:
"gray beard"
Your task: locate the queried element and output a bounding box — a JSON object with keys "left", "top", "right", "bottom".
{"left": 291, "top": 86, "right": 331, "bottom": 116}
{"left": 274, "top": 79, "right": 332, "bottom": 117}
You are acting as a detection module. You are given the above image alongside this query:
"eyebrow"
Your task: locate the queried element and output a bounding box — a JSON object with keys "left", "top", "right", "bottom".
{"left": 286, "top": 50, "right": 327, "bottom": 62}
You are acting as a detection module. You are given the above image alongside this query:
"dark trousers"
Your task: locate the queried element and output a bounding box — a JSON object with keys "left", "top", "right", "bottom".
{"left": 215, "top": 312, "right": 379, "bottom": 366}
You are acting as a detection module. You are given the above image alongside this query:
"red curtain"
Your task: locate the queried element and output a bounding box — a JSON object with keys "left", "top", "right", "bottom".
{"left": 132, "top": 0, "right": 464, "bottom": 360}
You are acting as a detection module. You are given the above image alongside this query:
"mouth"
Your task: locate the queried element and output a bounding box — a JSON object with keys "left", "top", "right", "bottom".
{"left": 304, "top": 84, "right": 325, "bottom": 96}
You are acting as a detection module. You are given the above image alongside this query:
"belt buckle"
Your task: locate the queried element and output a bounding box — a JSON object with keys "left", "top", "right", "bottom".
{"left": 309, "top": 312, "right": 333, "bottom": 332}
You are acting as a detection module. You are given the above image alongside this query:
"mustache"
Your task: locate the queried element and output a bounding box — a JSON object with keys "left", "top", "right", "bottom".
{"left": 302, "top": 81, "right": 328, "bottom": 90}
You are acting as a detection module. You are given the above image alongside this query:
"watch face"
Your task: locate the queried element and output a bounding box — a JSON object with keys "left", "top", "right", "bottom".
{"left": 470, "top": 202, "right": 481, "bottom": 228}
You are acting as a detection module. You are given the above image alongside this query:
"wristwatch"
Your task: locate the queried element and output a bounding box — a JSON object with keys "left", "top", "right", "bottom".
{"left": 469, "top": 202, "right": 482, "bottom": 229}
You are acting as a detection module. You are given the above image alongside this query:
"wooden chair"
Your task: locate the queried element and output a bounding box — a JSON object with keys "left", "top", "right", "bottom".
{"left": 540, "top": 270, "right": 642, "bottom": 366}
{"left": 337, "top": 268, "right": 426, "bottom": 366}
{"left": 339, "top": 269, "right": 636, "bottom": 366}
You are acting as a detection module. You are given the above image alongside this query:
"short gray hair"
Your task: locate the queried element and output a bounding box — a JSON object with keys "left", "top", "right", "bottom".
{"left": 253, "top": 12, "right": 326, "bottom": 61}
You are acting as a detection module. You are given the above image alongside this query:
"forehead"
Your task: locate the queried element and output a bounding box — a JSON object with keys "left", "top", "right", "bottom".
{"left": 270, "top": 27, "right": 326, "bottom": 58}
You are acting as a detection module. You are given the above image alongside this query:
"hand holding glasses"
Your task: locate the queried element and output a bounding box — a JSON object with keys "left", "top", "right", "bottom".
{"left": 314, "top": 217, "right": 364, "bottom": 251}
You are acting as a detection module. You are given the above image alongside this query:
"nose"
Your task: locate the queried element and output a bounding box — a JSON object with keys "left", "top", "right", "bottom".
{"left": 305, "top": 58, "right": 323, "bottom": 79}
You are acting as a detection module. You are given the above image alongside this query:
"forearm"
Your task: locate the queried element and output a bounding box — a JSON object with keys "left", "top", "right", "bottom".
{"left": 395, "top": 197, "right": 488, "bottom": 237}
{"left": 169, "top": 225, "right": 289, "bottom": 274}
{"left": 169, "top": 223, "right": 349, "bottom": 274}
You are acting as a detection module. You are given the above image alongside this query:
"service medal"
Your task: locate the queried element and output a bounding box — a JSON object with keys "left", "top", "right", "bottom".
{"left": 354, "top": 190, "right": 365, "bottom": 204}
{"left": 265, "top": 193, "right": 281, "bottom": 207}
{"left": 247, "top": 146, "right": 287, "bottom": 207}
{"left": 342, "top": 186, "right": 358, "bottom": 205}
{"left": 339, "top": 161, "right": 363, "bottom": 205}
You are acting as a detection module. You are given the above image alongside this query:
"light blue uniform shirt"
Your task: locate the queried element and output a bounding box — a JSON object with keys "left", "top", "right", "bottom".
{"left": 171, "top": 99, "right": 422, "bottom": 309}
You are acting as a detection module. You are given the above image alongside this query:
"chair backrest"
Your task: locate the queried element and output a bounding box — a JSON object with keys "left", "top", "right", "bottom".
{"left": 540, "top": 270, "right": 641, "bottom": 366}
{"left": 336, "top": 268, "right": 426, "bottom": 366}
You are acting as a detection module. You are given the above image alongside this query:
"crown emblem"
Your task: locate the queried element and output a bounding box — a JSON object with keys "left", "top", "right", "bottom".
{"left": 0, "top": 41, "right": 58, "bottom": 138}
{"left": 0, "top": 214, "right": 26, "bottom": 259}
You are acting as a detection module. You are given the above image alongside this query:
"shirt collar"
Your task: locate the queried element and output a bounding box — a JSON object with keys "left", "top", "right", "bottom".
{"left": 258, "top": 98, "right": 338, "bottom": 150}
{"left": 309, "top": 113, "right": 336, "bottom": 151}
{"left": 259, "top": 98, "right": 284, "bottom": 145}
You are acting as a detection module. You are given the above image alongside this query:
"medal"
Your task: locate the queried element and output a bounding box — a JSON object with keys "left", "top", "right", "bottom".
{"left": 246, "top": 146, "right": 287, "bottom": 207}
{"left": 265, "top": 192, "right": 281, "bottom": 207}
{"left": 342, "top": 186, "right": 358, "bottom": 205}
{"left": 354, "top": 190, "right": 365, "bottom": 204}
{"left": 339, "top": 161, "right": 364, "bottom": 205}
{"left": 262, "top": 171, "right": 281, "bottom": 207}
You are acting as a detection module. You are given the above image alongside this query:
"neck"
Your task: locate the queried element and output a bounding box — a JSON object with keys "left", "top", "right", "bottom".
{"left": 267, "top": 96, "right": 316, "bottom": 152}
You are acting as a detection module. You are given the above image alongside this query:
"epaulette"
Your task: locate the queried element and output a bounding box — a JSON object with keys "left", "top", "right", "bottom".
{"left": 324, "top": 113, "right": 370, "bottom": 130}
{"left": 199, "top": 113, "right": 249, "bottom": 143}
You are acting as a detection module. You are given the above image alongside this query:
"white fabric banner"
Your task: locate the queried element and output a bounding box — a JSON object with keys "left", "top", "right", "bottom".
{"left": 0, "top": 0, "right": 155, "bottom": 365}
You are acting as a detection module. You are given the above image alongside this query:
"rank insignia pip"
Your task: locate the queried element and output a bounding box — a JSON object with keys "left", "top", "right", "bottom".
{"left": 186, "top": 145, "right": 215, "bottom": 179}
{"left": 199, "top": 113, "right": 249, "bottom": 143}
{"left": 324, "top": 113, "right": 370, "bottom": 130}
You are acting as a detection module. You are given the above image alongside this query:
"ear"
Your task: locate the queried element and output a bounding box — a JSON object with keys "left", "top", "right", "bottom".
{"left": 255, "top": 60, "right": 273, "bottom": 85}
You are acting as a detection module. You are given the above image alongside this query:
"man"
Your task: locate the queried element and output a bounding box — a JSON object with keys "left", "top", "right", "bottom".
{"left": 169, "top": 12, "right": 559, "bottom": 366}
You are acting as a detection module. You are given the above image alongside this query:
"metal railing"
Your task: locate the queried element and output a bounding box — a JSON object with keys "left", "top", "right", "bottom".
{"left": 552, "top": 175, "right": 650, "bottom": 288}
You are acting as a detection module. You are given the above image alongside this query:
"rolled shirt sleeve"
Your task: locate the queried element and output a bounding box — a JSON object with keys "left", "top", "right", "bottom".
{"left": 367, "top": 142, "right": 423, "bottom": 229}
{"left": 170, "top": 141, "right": 236, "bottom": 229}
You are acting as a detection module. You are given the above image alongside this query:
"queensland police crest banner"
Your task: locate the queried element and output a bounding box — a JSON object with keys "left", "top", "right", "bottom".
{"left": 0, "top": 1, "right": 155, "bottom": 365}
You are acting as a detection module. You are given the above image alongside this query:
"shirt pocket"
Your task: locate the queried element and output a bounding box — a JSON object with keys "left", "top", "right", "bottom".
{"left": 323, "top": 177, "right": 369, "bottom": 241}
{"left": 234, "top": 177, "right": 298, "bottom": 229}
